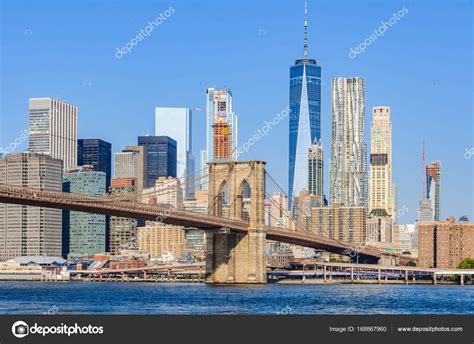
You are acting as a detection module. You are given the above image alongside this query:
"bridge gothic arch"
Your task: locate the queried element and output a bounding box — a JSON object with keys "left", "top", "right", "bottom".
{"left": 206, "top": 161, "right": 267, "bottom": 284}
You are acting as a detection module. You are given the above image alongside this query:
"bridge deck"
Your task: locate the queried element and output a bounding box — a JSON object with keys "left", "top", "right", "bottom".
{"left": 0, "top": 184, "right": 385, "bottom": 259}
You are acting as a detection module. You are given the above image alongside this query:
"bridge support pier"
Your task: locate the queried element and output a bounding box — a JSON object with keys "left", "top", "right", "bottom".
{"left": 205, "top": 230, "right": 266, "bottom": 284}
{"left": 205, "top": 160, "right": 267, "bottom": 284}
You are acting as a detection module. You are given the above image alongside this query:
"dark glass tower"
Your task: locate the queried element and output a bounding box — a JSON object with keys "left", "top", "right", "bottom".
{"left": 77, "top": 139, "right": 112, "bottom": 189}
{"left": 138, "top": 136, "right": 177, "bottom": 188}
{"left": 288, "top": 3, "right": 321, "bottom": 209}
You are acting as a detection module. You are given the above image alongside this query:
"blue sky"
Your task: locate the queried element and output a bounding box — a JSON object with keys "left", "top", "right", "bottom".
{"left": 0, "top": 0, "right": 472, "bottom": 223}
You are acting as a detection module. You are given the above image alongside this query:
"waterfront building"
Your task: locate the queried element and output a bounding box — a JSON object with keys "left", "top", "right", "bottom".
{"left": 155, "top": 107, "right": 195, "bottom": 199}
{"left": 267, "top": 242, "right": 293, "bottom": 268}
{"left": 77, "top": 139, "right": 112, "bottom": 189}
{"left": 138, "top": 136, "right": 177, "bottom": 188}
{"left": 201, "top": 88, "right": 238, "bottom": 191}
{"left": 418, "top": 218, "right": 474, "bottom": 268}
{"left": 0, "top": 153, "right": 62, "bottom": 260}
{"left": 183, "top": 190, "right": 208, "bottom": 259}
{"left": 63, "top": 166, "right": 106, "bottom": 259}
{"left": 109, "top": 178, "right": 142, "bottom": 255}
{"left": 369, "top": 106, "right": 393, "bottom": 216}
{"left": 137, "top": 222, "right": 185, "bottom": 259}
{"left": 28, "top": 98, "right": 77, "bottom": 172}
{"left": 426, "top": 161, "right": 441, "bottom": 221}
{"left": 311, "top": 203, "right": 367, "bottom": 244}
{"left": 329, "top": 77, "right": 367, "bottom": 208}
{"left": 288, "top": 2, "right": 322, "bottom": 209}
{"left": 114, "top": 146, "right": 145, "bottom": 191}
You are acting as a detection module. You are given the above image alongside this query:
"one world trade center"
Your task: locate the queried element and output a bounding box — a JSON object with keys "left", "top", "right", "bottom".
{"left": 288, "top": 2, "right": 322, "bottom": 210}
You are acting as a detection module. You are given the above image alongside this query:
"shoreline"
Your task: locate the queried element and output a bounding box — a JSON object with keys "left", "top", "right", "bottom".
{"left": 0, "top": 278, "right": 471, "bottom": 285}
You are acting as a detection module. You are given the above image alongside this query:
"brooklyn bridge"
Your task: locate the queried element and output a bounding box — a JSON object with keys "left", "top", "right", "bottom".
{"left": 0, "top": 160, "right": 399, "bottom": 284}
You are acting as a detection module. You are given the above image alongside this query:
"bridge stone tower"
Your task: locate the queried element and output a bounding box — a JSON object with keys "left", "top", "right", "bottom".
{"left": 205, "top": 160, "right": 267, "bottom": 284}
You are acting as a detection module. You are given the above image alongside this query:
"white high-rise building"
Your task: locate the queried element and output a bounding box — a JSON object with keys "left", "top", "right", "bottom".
{"left": 329, "top": 77, "right": 367, "bottom": 207}
{"left": 155, "top": 107, "right": 195, "bottom": 199}
{"left": 0, "top": 153, "right": 63, "bottom": 259}
{"left": 28, "top": 98, "right": 78, "bottom": 172}
{"left": 369, "top": 106, "right": 393, "bottom": 215}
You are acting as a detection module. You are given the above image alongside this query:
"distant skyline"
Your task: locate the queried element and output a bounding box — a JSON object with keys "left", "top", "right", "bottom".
{"left": 0, "top": 0, "right": 472, "bottom": 223}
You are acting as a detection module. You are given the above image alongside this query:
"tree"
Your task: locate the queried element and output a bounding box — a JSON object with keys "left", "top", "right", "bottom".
{"left": 457, "top": 258, "right": 474, "bottom": 269}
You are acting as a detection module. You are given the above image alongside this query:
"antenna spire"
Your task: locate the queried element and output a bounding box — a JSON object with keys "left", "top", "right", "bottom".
{"left": 421, "top": 141, "right": 426, "bottom": 200}
{"left": 303, "top": 2, "right": 308, "bottom": 58}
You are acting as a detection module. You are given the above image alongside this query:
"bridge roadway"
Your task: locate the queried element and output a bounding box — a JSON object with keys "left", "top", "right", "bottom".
{"left": 0, "top": 184, "right": 384, "bottom": 260}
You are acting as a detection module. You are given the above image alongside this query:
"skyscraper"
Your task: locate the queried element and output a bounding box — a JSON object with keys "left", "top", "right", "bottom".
{"left": 288, "top": 2, "right": 322, "bottom": 209}
{"left": 77, "top": 139, "right": 112, "bottom": 189}
{"left": 138, "top": 136, "right": 177, "bottom": 188}
{"left": 369, "top": 106, "right": 393, "bottom": 215}
{"left": 28, "top": 98, "right": 78, "bottom": 172}
{"left": 0, "top": 153, "right": 63, "bottom": 260}
{"left": 155, "top": 107, "right": 195, "bottom": 199}
{"left": 308, "top": 139, "right": 323, "bottom": 203}
{"left": 114, "top": 146, "right": 145, "bottom": 191}
{"left": 201, "top": 88, "right": 238, "bottom": 190}
{"left": 329, "top": 77, "right": 367, "bottom": 207}
{"left": 426, "top": 160, "right": 441, "bottom": 221}
{"left": 63, "top": 166, "right": 106, "bottom": 259}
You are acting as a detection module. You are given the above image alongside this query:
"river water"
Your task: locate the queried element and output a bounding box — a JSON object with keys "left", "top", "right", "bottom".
{"left": 0, "top": 282, "right": 472, "bottom": 314}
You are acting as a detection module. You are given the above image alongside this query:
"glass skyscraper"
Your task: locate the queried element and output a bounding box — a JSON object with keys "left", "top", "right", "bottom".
{"left": 155, "top": 107, "right": 195, "bottom": 199}
{"left": 288, "top": 3, "right": 321, "bottom": 209}
{"left": 138, "top": 136, "right": 177, "bottom": 188}
{"left": 77, "top": 138, "right": 112, "bottom": 189}
{"left": 63, "top": 167, "right": 106, "bottom": 259}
